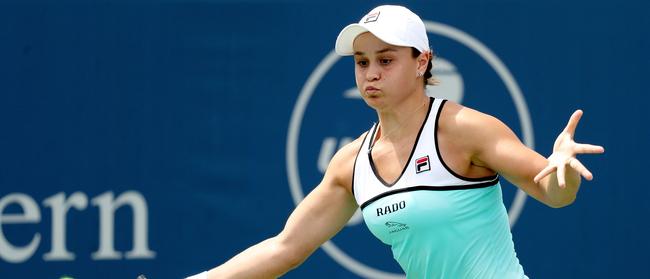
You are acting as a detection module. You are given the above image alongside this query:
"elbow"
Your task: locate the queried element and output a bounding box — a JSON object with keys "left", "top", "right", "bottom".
{"left": 282, "top": 247, "right": 307, "bottom": 270}
{"left": 272, "top": 234, "right": 312, "bottom": 270}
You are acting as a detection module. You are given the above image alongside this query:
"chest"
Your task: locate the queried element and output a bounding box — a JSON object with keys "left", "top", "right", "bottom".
{"left": 369, "top": 136, "right": 419, "bottom": 184}
{"left": 361, "top": 185, "right": 504, "bottom": 246}
{"left": 370, "top": 121, "right": 492, "bottom": 185}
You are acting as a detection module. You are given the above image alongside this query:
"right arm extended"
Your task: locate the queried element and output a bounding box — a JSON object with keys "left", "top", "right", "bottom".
{"left": 203, "top": 138, "right": 361, "bottom": 279}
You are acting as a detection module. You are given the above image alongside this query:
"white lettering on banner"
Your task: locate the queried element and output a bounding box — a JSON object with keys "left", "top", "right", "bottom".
{"left": 318, "top": 137, "right": 353, "bottom": 174}
{"left": 91, "top": 191, "right": 155, "bottom": 260}
{"left": 0, "top": 193, "right": 42, "bottom": 263}
{"left": 0, "top": 191, "right": 155, "bottom": 263}
{"left": 43, "top": 192, "right": 88, "bottom": 260}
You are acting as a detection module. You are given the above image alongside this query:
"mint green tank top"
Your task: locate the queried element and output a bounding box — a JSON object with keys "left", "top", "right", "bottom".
{"left": 352, "top": 98, "right": 527, "bottom": 278}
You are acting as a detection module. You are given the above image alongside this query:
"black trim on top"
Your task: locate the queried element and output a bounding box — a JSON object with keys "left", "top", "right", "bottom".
{"left": 359, "top": 178, "right": 500, "bottom": 209}
{"left": 367, "top": 97, "right": 434, "bottom": 187}
{"left": 351, "top": 129, "right": 372, "bottom": 197}
{"left": 434, "top": 99, "right": 499, "bottom": 182}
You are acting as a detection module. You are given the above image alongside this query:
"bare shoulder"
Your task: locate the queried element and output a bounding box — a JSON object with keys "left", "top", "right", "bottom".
{"left": 439, "top": 101, "right": 503, "bottom": 131}
{"left": 323, "top": 132, "right": 368, "bottom": 193}
{"left": 439, "top": 101, "right": 519, "bottom": 160}
{"left": 439, "top": 101, "right": 513, "bottom": 140}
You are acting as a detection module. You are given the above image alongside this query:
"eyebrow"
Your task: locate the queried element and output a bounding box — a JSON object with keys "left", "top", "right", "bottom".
{"left": 353, "top": 47, "right": 398, "bottom": 56}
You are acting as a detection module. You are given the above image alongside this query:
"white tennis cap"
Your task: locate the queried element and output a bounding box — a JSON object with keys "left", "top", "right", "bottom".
{"left": 335, "top": 5, "right": 430, "bottom": 56}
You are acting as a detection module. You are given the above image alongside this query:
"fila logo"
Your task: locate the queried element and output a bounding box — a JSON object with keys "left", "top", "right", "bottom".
{"left": 364, "top": 11, "right": 380, "bottom": 23}
{"left": 415, "top": 155, "right": 430, "bottom": 173}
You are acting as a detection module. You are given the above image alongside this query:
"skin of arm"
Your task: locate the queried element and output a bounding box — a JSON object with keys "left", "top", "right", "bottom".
{"left": 444, "top": 102, "right": 600, "bottom": 208}
{"left": 205, "top": 135, "right": 362, "bottom": 278}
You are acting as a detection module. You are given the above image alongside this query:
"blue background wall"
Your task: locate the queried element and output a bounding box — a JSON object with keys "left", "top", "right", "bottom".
{"left": 0, "top": 0, "right": 647, "bottom": 278}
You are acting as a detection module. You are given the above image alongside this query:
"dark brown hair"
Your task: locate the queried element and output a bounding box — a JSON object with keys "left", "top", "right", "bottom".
{"left": 411, "top": 48, "right": 438, "bottom": 86}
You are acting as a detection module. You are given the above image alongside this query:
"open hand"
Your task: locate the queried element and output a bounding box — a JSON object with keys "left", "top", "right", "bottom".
{"left": 533, "top": 110, "right": 605, "bottom": 188}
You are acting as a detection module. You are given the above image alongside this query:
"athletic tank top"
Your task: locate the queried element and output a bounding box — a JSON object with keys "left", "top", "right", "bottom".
{"left": 352, "top": 98, "right": 527, "bottom": 279}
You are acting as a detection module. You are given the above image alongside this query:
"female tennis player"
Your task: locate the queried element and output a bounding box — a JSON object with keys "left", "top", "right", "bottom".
{"left": 187, "top": 5, "right": 604, "bottom": 279}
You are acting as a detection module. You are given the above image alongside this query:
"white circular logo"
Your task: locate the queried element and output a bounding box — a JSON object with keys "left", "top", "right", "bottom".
{"left": 286, "top": 20, "right": 533, "bottom": 278}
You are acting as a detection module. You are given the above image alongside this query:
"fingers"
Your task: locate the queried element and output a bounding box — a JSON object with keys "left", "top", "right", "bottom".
{"left": 569, "top": 158, "right": 593, "bottom": 181}
{"left": 557, "top": 163, "right": 566, "bottom": 188}
{"left": 535, "top": 158, "right": 595, "bottom": 187}
{"left": 563, "top": 109, "right": 583, "bottom": 137}
{"left": 534, "top": 165, "right": 556, "bottom": 184}
{"left": 574, "top": 143, "right": 605, "bottom": 154}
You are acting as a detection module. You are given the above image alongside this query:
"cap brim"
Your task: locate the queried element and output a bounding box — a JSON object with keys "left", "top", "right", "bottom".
{"left": 335, "top": 23, "right": 418, "bottom": 56}
{"left": 335, "top": 24, "right": 369, "bottom": 56}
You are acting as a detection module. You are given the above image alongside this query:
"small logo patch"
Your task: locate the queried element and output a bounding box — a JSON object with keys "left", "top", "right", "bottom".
{"left": 415, "top": 155, "right": 430, "bottom": 173}
{"left": 385, "top": 221, "right": 409, "bottom": 234}
{"left": 364, "top": 11, "right": 380, "bottom": 23}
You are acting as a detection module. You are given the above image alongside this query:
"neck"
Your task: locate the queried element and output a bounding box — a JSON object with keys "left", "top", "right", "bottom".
{"left": 375, "top": 93, "right": 430, "bottom": 142}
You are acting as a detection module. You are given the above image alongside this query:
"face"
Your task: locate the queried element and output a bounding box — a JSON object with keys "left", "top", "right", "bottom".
{"left": 352, "top": 32, "right": 428, "bottom": 109}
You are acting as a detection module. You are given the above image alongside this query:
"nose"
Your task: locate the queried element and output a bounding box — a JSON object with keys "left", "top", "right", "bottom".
{"left": 365, "top": 63, "right": 381, "bottom": 82}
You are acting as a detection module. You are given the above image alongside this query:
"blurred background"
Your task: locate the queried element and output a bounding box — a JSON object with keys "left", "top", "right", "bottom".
{"left": 0, "top": 0, "right": 647, "bottom": 278}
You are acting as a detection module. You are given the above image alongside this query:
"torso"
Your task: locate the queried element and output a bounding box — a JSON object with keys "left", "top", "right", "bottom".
{"left": 340, "top": 98, "right": 495, "bottom": 193}
{"left": 348, "top": 97, "right": 526, "bottom": 278}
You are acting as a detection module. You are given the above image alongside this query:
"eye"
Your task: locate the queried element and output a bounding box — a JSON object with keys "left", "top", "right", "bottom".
{"left": 356, "top": 60, "right": 369, "bottom": 67}
{"left": 379, "top": 58, "right": 392, "bottom": 65}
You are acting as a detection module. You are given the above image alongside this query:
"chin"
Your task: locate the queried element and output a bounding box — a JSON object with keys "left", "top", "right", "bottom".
{"left": 361, "top": 96, "right": 387, "bottom": 110}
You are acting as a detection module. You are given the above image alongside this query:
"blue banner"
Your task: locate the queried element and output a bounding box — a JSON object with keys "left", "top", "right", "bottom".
{"left": 0, "top": 1, "right": 646, "bottom": 278}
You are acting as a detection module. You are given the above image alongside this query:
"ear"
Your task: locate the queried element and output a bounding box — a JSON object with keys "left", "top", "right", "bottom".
{"left": 416, "top": 51, "right": 431, "bottom": 73}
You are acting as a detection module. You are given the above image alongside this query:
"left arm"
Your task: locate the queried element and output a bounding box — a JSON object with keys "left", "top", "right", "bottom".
{"left": 466, "top": 109, "right": 604, "bottom": 208}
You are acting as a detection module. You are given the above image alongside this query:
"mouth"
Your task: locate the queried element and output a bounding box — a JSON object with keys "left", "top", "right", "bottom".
{"left": 364, "top": 86, "right": 380, "bottom": 95}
